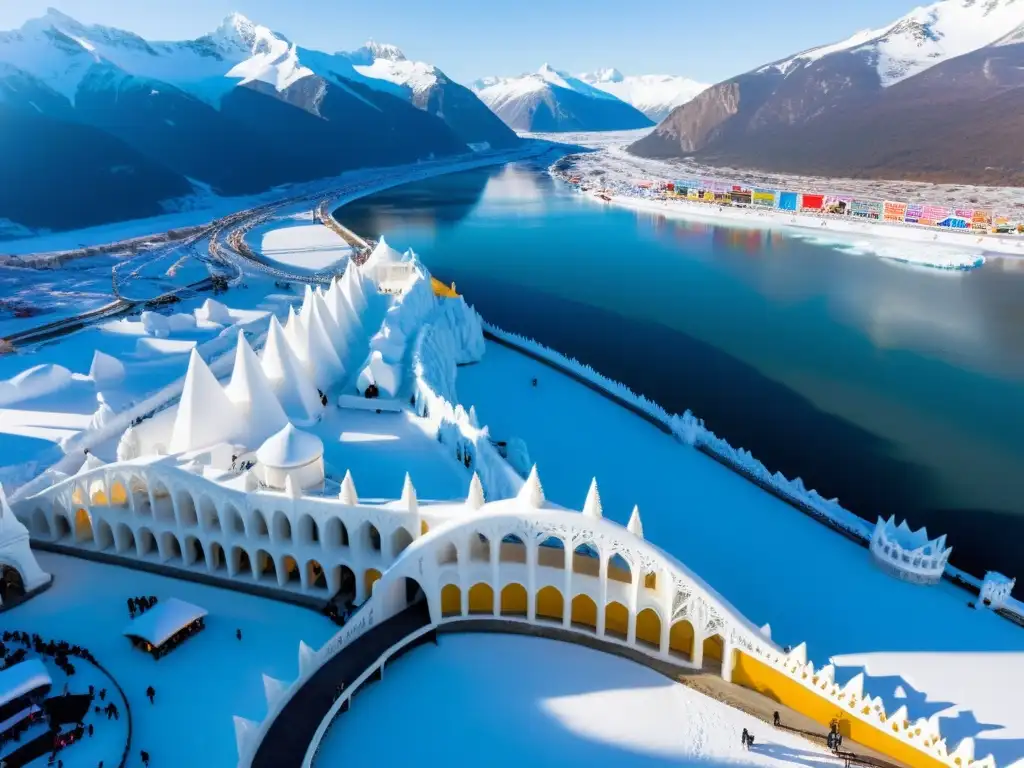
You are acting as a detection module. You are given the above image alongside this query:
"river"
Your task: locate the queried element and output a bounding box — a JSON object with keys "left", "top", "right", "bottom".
{"left": 337, "top": 158, "right": 1024, "bottom": 586}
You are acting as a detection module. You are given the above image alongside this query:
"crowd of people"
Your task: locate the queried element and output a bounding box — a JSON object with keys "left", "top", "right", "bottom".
{"left": 1, "top": 630, "right": 122, "bottom": 766}
{"left": 127, "top": 595, "right": 158, "bottom": 619}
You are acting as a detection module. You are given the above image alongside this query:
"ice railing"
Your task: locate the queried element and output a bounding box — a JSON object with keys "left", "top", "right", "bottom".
{"left": 410, "top": 310, "right": 522, "bottom": 502}
{"left": 739, "top": 641, "right": 997, "bottom": 768}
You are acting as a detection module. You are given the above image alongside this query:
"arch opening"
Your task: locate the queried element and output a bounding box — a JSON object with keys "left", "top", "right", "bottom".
{"left": 248, "top": 510, "right": 269, "bottom": 539}
{"left": 273, "top": 511, "right": 292, "bottom": 543}
{"left": 537, "top": 536, "right": 566, "bottom": 570}
{"left": 572, "top": 542, "right": 600, "bottom": 578}
{"left": 224, "top": 505, "right": 245, "bottom": 536}
{"left": 307, "top": 559, "right": 327, "bottom": 590}
{"left": 440, "top": 584, "right": 462, "bottom": 618}
{"left": 636, "top": 608, "right": 662, "bottom": 649}
{"left": 30, "top": 509, "right": 50, "bottom": 538}
{"left": 93, "top": 518, "right": 115, "bottom": 552}
{"left": 535, "top": 585, "right": 564, "bottom": 623}
{"left": 467, "top": 582, "right": 494, "bottom": 615}
{"left": 500, "top": 583, "right": 528, "bottom": 617}
{"left": 469, "top": 533, "right": 490, "bottom": 563}
{"left": 53, "top": 514, "right": 71, "bottom": 542}
{"left": 184, "top": 536, "right": 206, "bottom": 568}
{"left": 160, "top": 532, "right": 183, "bottom": 564}
{"left": 109, "top": 480, "right": 129, "bottom": 507}
{"left": 136, "top": 527, "right": 156, "bottom": 557}
{"left": 605, "top": 601, "right": 629, "bottom": 640}
{"left": 208, "top": 541, "right": 226, "bottom": 572}
{"left": 702, "top": 634, "right": 725, "bottom": 671}
{"left": 364, "top": 568, "right": 382, "bottom": 599}
{"left": 255, "top": 549, "right": 276, "bottom": 583}
{"left": 114, "top": 523, "right": 135, "bottom": 554}
{"left": 498, "top": 534, "right": 526, "bottom": 565}
{"left": 0, "top": 565, "right": 25, "bottom": 604}
{"left": 175, "top": 491, "right": 198, "bottom": 528}
{"left": 330, "top": 565, "right": 356, "bottom": 604}
{"left": 607, "top": 553, "right": 633, "bottom": 584}
{"left": 281, "top": 555, "right": 300, "bottom": 585}
{"left": 297, "top": 514, "right": 318, "bottom": 546}
{"left": 669, "top": 619, "right": 695, "bottom": 660}
{"left": 570, "top": 593, "right": 598, "bottom": 632}
{"left": 232, "top": 547, "right": 254, "bottom": 578}
{"left": 74, "top": 508, "right": 93, "bottom": 543}
{"left": 436, "top": 541, "right": 458, "bottom": 567}
{"left": 199, "top": 497, "right": 221, "bottom": 533}
{"left": 324, "top": 518, "right": 349, "bottom": 549}
{"left": 391, "top": 526, "right": 414, "bottom": 557}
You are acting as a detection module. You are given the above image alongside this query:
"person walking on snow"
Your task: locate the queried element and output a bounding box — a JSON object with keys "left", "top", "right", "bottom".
{"left": 236, "top": 629, "right": 242, "bottom": 641}
{"left": 146, "top": 685, "right": 155, "bottom": 704}
{"left": 773, "top": 711, "right": 780, "bottom": 727}
{"left": 741, "top": 728, "right": 749, "bottom": 750}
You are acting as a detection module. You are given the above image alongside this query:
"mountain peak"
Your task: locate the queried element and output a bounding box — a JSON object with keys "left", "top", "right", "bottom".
{"left": 363, "top": 40, "right": 406, "bottom": 62}
{"left": 593, "top": 67, "right": 624, "bottom": 83}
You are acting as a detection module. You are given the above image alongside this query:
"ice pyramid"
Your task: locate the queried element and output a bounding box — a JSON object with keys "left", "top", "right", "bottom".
{"left": 169, "top": 349, "right": 244, "bottom": 454}
{"left": 224, "top": 332, "right": 289, "bottom": 446}
{"left": 260, "top": 316, "right": 322, "bottom": 426}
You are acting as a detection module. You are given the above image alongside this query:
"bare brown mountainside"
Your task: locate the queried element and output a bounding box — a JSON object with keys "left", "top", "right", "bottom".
{"left": 629, "top": 40, "right": 1024, "bottom": 185}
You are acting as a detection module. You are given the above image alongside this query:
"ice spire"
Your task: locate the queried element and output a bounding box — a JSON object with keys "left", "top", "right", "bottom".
{"left": 224, "top": 332, "right": 289, "bottom": 445}
{"left": 518, "top": 465, "right": 544, "bottom": 507}
{"left": 339, "top": 470, "right": 358, "bottom": 505}
{"left": 169, "top": 349, "right": 243, "bottom": 454}
{"left": 582, "top": 478, "right": 602, "bottom": 519}
{"left": 466, "top": 472, "right": 485, "bottom": 510}
{"left": 400, "top": 472, "right": 418, "bottom": 513}
{"left": 627, "top": 505, "right": 643, "bottom": 538}
{"left": 260, "top": 316, "right": 322, "bottom": 426}
{"left": 302, "top": 298, "right": 345, "bottom": 391}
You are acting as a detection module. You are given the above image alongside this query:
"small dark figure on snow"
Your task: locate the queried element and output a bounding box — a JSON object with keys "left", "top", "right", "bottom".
{"left": 140, "top": 750, "right": 150, "bottom": 766}
{"left": 236, "top": 629, "right": 242, "bottom": 641}
{"left": 88, "top": 724, "right": 94, "bottom": 737}
{"left": 773, "top": 711, "right": 780, "bottom": 727}
{"left": 146, "top": 685, "right": 155, "bottom": 704}
{"left": 531, "top": 378, "right": 538, "bottom": 387}
{"left": 741, "top": 728, "right": 749, "bottom": 750}
{"left": 99, "top": 688, "right": 107, "bottom": 701}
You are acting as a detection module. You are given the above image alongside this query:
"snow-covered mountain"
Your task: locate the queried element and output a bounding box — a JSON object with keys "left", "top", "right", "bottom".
{"left": 0, "top": 9, "right": 511, "bottom": 233}
{"left": 345, "top": 41, "right": 518, "bottom": 149}
{"left": 629, "top": 0, "right": 1024, "bottom": 184}
{"left": 472, "top": 64, "right": 654, "bottom": 132}
{"left": 578, "top": 69, "right": 708, "bottom": 121}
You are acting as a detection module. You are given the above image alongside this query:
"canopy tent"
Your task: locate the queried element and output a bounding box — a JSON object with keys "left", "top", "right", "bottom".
{"left": 124, "top": 597, "right": 208, "bottom": 657}
{"left": 0, "top": 660, "right": 51, "bottom": 712}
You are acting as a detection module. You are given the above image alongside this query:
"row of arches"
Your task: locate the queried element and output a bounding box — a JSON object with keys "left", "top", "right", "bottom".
{"left": 437, "top": 582, "right": 724, "bottom": 666}
{"left": 39, "top": 487, "right": 417, "bottom": 560}
{"left": 437, "top": 534, "right": 661, "bottom": 592}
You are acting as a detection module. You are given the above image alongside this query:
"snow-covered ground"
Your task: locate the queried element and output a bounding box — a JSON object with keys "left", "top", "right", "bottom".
{"left": 315, "top": 633, "right": 834, "bottom": 768}
{"left": 10, "top": 551, "right": 336, "bottom": 767}
{"left": 253, "top": 212, "right": 354, "bottom": 274}
{"left": 457, "top": 339, "right": 1024, "bottom": 767}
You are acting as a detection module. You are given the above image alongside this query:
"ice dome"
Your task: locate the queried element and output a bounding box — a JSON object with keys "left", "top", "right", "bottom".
{"left": 255, "top": 423, "right": 325, "bottom": 491}
{"left": 256, "top": 423, "right": 324, "bottom": 468}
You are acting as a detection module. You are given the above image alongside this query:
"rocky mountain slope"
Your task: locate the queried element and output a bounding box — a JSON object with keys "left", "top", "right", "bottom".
{"left": 578, "top": 68, "right": 708, "bottom": 121}
{"left": 348, "top": 41, "right": 519, "bottom": 150}
{"left": 629, "top": 0, "right": 1024, "bottom": 184}
{"left": 0, "top": 10, "right": 508, "bottom": 233}
{"left": 472, "top": 64, "right": 653, "bottom": 132}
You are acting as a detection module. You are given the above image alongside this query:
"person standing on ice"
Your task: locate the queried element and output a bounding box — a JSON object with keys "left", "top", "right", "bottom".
{"left": 741, "top": 728, "right": 749, "bottom": 749}
{"left": 236, "top": 629, "right": 242, "bottom": 641}
{"left": 146, "top": 686, "right": 155, "bottom": 704}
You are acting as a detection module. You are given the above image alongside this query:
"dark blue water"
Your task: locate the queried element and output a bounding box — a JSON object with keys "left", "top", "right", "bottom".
{"left": 339, "top": 160, "right": 1024, "bottom": 586}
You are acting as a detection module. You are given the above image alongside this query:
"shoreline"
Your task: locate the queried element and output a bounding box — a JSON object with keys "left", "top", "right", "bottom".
{"left": 595, "top": 190, "right": 1004, "bottom": 271}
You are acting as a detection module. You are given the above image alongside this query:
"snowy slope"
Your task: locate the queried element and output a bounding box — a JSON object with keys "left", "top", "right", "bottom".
{"left": 759, "top": 0, "right": 1024, "bottom": 86}
{"left": 348, "top": 40, "right": 438, "bottom": 96}
{"left": 473, "top": 64, "right": 653, "bottom": 132}
{"left": 343, "top": 40, "right": 520, "bottom": 149}
{"left": 579, "top": 68, "right": 709, "bottom": 121}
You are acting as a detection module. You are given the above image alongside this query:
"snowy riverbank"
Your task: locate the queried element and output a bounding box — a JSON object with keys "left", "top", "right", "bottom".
{"left": 608, "top": 193, "right": 995, "bottom": 270}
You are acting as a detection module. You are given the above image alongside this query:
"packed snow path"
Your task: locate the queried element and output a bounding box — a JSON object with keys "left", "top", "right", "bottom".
{"left": 253, "top": 602, "right": 431, "bottom": 768}
{"left": 313, "top": 633, "right": 839, "bottom": 768}
{"left": 457, "top": 340, "right": 1024, "bottom": 765}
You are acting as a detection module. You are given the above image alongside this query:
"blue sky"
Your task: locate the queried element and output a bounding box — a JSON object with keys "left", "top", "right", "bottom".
{"left": 0, "top": 0, "right": 915, "bottom": 84}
